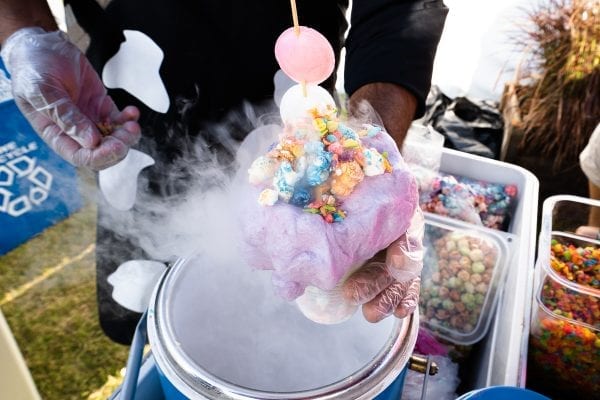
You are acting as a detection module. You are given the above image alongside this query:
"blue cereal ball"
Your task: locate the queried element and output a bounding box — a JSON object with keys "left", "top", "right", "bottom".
{"left": 338, "top": 123, "right": 358, "bottom": 140}
{"left": 306, "top": 166, "right": 330, "bottom": 186}
{"left": 306, "top": 152, "right": 332, "bottom": 186}
{"left": 274, "top": 161, "right": 298, "bottom": 202}
{"left": 290, "top": 186, "right": 312, "bottom": 207}
{"left": 365, "top": 124, "right": 382, "bottom": 137}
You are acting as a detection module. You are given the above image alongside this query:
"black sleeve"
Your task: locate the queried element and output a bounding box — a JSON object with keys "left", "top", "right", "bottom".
{"left": 344, "top": 0, "right": 448, "bottom": 118}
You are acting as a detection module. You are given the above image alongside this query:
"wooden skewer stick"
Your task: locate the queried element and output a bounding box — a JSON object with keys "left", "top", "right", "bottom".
{"left": 290, "top": 0, "right": 300, "bottom": 36}
{"left": 290, "top": 0, "right": 305, "bottom": 97}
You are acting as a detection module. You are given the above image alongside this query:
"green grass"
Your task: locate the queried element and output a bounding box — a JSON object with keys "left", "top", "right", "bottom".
{"left": 0, "top": 202, "right": 129, "bottom": 399}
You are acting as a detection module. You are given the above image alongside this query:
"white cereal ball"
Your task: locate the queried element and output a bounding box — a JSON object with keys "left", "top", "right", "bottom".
{"left": 279, "top": 84, "right": 335, "bottom": 123}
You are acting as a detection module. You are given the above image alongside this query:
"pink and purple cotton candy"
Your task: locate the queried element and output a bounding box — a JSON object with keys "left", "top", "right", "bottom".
{"left": 236, "top": 127, "right": 419, "bottom": 301}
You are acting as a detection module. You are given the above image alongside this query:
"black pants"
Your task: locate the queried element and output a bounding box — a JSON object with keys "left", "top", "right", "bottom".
{"left": 94, "top": 152, "right": 174, "bottom": 345}
{"left": 95, "top": 221, "right": 146, "bottom": 345}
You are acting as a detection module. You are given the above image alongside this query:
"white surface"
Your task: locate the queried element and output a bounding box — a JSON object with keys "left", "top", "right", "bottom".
{"left": 440, "top": 148, "right": 539, "bottom": 387}
{"left": 102, "top": 30, "right": 170, "bottom": 113}
{"left": 107, "top": 260, "right": 166, "bottom": 313}
{"left": 99, "top": 149, "right": 155, "bottom": 211}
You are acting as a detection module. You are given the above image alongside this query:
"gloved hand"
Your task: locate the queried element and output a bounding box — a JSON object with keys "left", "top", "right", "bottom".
{"left": 1, "top": 28, "right": 141, "bottom": 170}
{"left": 343, "top": 207, "right": 424, "bottom": 322}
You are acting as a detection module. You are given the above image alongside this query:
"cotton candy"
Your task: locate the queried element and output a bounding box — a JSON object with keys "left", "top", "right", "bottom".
{"left": 236, "top": 128, "right": 419, "bottom": 300}
{"left": 274, "top": 27, "right": 335, "bottom": 85}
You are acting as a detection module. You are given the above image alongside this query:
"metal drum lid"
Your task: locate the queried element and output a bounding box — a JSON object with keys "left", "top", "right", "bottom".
{"left": 149, "top": 252, "right": 417, "bottom": 399}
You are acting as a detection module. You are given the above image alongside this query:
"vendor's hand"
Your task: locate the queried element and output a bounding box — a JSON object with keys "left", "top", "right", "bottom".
{"left": 343, "top": 208, "right": 425, "bottom": 322}
{"left": 575, "top": 225, "right": 600, "bottom": 240}
{"left": 1, "top": 28, "right": 141, "bottom": 170}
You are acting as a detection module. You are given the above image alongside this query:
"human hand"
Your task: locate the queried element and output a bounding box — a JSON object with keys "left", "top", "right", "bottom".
{"left": 1, "top": 28, "right": 141, "bottom": 170}
{"left": 575, "top": 225, "right": 600, "bottom": 240}
{"left": 343, "top": 207, "right": 424, "bottom": 322}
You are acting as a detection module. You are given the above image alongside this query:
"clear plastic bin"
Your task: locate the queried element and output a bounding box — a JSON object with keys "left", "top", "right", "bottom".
{"left": 529, "top": 195, "right": 600, "bottom": 397}
{"left": 548, "top": 232, "right": 600, "bottom": 292}
{"left": 529, "top": 296, "right": 600, "bottom": 396}
{"left": 420, "top": 214, "right": 514, "bottom": 346}
{"left": 537, "top": 270, "right": 599, "bottom": 334}
{"left": 437, "top": 148, "right": 539, "bottom": 388}
{"left": 535, "top": 196, "right": 600, "bottom": 321}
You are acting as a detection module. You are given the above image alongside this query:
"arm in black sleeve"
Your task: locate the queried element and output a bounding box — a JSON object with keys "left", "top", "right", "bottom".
{"left": 345, "top": 0, "right": 448, "bottom": 118}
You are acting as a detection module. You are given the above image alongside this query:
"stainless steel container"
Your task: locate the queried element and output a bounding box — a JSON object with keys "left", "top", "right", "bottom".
{"left": 147, "top": 254, "right": 418, "bottom": 400}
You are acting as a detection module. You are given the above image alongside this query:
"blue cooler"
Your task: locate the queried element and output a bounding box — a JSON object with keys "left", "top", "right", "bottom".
{"left": 113, "top": 355, "right": 409, "bottom": 400}
{"left": 0, "top": 60, "right": 82, "bottom": 255}
{"left": 116, "top": 254, "right": 419, "bottom": 400}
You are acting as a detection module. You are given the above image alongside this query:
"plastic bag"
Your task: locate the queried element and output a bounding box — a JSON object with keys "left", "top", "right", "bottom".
{"left": 402, "top": 123, "right": 446, "bottom": 195}
{"left": 419, "top": 172, "right": 518, "bottom": 231}
{"left": 422, "top": 86, "right": 504, "bottom": 159}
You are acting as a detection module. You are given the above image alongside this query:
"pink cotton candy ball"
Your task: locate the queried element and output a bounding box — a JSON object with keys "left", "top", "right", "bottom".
{"left": 274, "top": 26, "right": 335, "bottom": 85}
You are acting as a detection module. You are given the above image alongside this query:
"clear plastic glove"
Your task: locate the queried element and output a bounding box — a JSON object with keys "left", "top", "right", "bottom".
{"left": 343, "top": 207, "right": 425, "bottom": 322}
{"left": 1, "top": 28, "right": 141, "bottom": 170}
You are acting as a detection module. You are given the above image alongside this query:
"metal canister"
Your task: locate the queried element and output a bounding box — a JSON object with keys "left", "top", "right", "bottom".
{"left": 147, "top": 254, "right": 419, "bottom": 400}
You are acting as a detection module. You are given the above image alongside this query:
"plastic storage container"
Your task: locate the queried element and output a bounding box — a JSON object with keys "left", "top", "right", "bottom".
{"left": 548, "top": 232, "right": 600, "bottom": 291}
{"left": 434, "top": 149, "right": 539, "bottom": 389}
{"left": 534, "top": 196, "right": 600, "bottom": 319}
{"left": 538, "top": 272, "right": 599, "bottom": 327}
{"left": 529, "top": 285, "right": 600, "bottom": 395}
{"left": 529, "top": 195, "right": 600, "bottom": 397}
{"left": 420, "top": 214, "right": 513, "bottom": 345}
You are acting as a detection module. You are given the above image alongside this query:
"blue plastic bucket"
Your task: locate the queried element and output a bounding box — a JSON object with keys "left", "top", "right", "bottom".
{"left": 145, "top": 255, "right": 419, "bottom": 400}
{"left": 155, "top": 364, "right": 408, "bottom": 400}
{"left": 456, "top": 386, "right": 550, "bottom": 400}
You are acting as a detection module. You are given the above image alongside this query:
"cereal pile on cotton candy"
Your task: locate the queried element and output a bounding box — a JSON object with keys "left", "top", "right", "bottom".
{"left": 237, "top": 105, "right": 419, "bottom": 300}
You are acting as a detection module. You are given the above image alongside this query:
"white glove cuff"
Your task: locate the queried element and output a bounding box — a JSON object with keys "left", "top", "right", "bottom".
{"left": 386, "top": 207, "right": 425, "bottom": 282}
{"left": 1, "top": 27, "right": 52, "bottom": 72}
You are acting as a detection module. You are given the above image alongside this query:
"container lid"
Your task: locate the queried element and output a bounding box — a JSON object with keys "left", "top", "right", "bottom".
{"left": 148, "top": 251, "right": 418, "bottom": 399}
{"left": 456, "top": 386, "right": 550, "bottom": 400}
{"left": 419, "top": 213, "right": 513, "bottom": 345}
